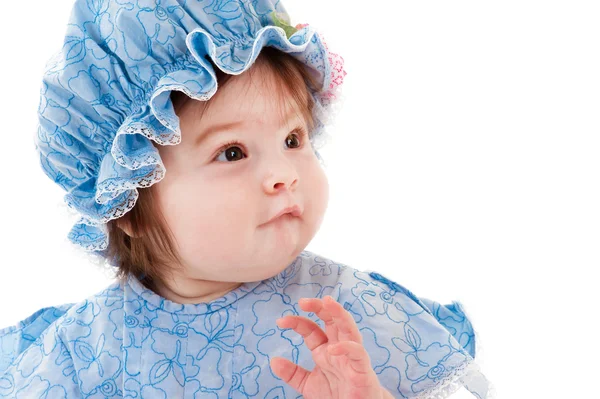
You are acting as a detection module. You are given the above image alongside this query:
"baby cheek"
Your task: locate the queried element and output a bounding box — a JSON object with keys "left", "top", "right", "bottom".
{"left": 178, "top": 206, "right": 246, "bottom": 263}
{"left": 305, "top": 164, "right": 329, "bottom": 225}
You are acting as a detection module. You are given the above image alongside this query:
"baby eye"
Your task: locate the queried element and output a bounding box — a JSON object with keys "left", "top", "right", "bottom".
{"left": 285, "top": 127, "right": 307, "bottom": 148}
{"left": 214, "top": 142, "right": 246, "bottom": 162}
{"left": 285, "top": 131, "right": 303, "bottom": 149}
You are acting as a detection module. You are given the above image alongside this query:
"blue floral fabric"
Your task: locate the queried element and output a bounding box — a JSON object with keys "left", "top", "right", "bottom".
{"left": 0, "top": 251, "right": 492, "bottom": 398}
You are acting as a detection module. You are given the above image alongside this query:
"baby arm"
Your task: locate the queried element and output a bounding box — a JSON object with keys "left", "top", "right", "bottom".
{"left": 270, "top": 295, "right": 394, "bottom": 399}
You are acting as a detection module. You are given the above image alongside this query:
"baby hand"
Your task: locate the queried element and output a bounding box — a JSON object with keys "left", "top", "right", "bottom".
{"left": 270, "top": 295, "right": 392, "bottom": 399}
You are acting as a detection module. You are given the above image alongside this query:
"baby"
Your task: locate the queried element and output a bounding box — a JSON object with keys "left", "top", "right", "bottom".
{"left": 0, "top": 1, "right": 494, "bottom": 398}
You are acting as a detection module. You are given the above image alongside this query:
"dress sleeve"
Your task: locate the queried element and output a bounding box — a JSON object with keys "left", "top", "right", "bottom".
{"left": 416, "top": 297, "right": 477, "bottom": 359}
{"left": 0, "top": 309, "right": 82, "bottom": 398}
{"left": 337, "top": 267, "right": 494, "bottom": 399}
{"left": 0, "top": 304, "right": 74, "bottom": 375}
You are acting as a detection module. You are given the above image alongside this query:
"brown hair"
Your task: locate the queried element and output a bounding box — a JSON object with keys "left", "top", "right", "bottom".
{"left": 106, "top": 47, "right": 321, "bottom": 293}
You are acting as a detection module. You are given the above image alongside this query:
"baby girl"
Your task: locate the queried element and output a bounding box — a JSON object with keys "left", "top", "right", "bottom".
{"left": 0, "top": 1, "right": 493, "bottom": 398}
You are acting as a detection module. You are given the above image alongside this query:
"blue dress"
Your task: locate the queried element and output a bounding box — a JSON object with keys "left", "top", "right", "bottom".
{"left": 0, "top": 251, "right": 493, "bottom": 398}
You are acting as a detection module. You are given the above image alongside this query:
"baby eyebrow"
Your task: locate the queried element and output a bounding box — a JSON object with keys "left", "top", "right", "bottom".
{"left": 194, "top": 120, "right": 245, "bottom": 148}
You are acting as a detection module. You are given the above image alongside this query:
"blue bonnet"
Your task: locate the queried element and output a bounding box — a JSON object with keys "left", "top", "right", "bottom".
{"left": 34, "top": 0, "right": 346, "bottom": 261}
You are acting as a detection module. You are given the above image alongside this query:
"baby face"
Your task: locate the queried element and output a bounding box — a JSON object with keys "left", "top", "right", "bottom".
{"left": 152, "top": 67, "right": 329, "bottom": 283}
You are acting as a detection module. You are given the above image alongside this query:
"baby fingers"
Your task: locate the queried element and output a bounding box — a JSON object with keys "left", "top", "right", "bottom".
{"left": 270, "top": 357, "right": 310, "bottom": 393}
{"left": 299, "top": 296, "right": 363, "bottom": 344}
{"left": 328, "top": 341, "right": 374, "bottom": 376}
{"left": 276, "top": 315, "right": 328, "bottom": 351}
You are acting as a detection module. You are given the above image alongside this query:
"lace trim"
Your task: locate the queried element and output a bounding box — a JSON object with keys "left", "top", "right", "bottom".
{"left": 65, "top": 190, "right": 138, "bottom": 226}
{"left": 460, "top": 362, "right": 498, "bottom": 399}
{"left": 95, "top": 165, "right": 165, "bottom": 205}
{"left": 413, "top": 359, "right": 496, "bottom": 399}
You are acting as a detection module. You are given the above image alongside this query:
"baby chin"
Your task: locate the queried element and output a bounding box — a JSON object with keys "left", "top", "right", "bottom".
{"left": 260, "top": 212, "right": 311, "bottom": 249}
{"left": 247, "top": 215, "right": 311, "bottom": 278}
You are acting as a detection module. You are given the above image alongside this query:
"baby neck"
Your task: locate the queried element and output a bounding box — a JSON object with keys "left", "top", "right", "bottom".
{"left": 154, "top": 277, "right": 242, "bottom": 304}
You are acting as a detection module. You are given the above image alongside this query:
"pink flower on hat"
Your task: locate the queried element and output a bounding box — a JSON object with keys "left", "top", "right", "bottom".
{"left": 318, "top": 33, "right": 347, "bottom": 102}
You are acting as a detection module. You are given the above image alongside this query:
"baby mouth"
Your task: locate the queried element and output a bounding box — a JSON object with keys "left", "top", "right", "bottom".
{"left": 263, "top": 204, "right": 303, "bottom": 225}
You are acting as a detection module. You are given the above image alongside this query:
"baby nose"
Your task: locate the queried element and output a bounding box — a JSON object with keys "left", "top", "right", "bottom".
{"left": 262, "top": 158, "right": 299, "bottom": 193}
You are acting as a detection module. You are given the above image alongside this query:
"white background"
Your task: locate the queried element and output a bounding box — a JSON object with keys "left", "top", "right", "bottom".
{"left": 1, "top": 1, "right": 599, "bottom": 397}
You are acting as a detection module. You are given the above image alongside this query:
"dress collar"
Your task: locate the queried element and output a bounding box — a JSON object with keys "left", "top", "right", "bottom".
{"left": 125, "top": 274, "right": 263, "bottom": 315}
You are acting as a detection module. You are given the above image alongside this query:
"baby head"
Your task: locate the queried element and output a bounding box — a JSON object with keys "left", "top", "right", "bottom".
{"left": 34, "top": 0, "right": 346, "bottom": 299}
{"left": 106, "top": 47, "right": 330, "bottom": 294}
